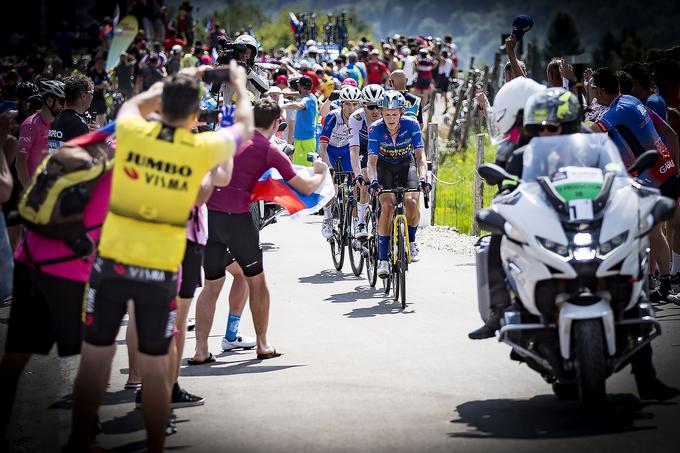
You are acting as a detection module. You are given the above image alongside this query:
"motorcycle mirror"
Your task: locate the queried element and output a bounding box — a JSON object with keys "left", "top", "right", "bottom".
{"left": 475, "top": 208, "right": 507, "bottom": 235}
{"left": 278, "top": 121, "right": 288, "bottom": 132}
{"left": 477, "top": 163, "right": 515, "bottom": 186}
{"left": 652, "top": 196, "right": 676, "bottom": 224}
{"left": 627, "top": 149, "right": 659, "bottom": 174}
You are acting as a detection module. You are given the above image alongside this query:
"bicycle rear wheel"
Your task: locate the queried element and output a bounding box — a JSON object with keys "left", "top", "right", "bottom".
{"left": 365, "top": 205, "right": 378, "bottom": 287}
{"left": 398, "top": 221, "right": 407, "bottom": 309}
{"left": 330, "top": 197, "right": 345, "bottom": 271}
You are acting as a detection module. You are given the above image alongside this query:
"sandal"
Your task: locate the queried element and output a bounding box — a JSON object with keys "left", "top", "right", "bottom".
{"left": 257, "top": 349, "right": 283, "bottom": 360}
{"left": 187, "top": 353, "right": 216, "bottom": 366}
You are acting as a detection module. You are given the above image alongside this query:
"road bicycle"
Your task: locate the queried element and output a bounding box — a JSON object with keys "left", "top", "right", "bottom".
{"left": 328, "top": 167, "right": 364, "bottom": 276}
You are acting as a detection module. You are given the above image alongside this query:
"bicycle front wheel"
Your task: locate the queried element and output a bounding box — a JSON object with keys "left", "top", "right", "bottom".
{"left": 330, "top": 197, "right": 345, "bottom": 271}
{"left": 365, "top": 205, "right": 378, "bottom": 288}
{"left": 398, "top": 220, "right": 407, "bottom": 309}
{"left": 348, "top": 198, "right": 364, "bottom": 277}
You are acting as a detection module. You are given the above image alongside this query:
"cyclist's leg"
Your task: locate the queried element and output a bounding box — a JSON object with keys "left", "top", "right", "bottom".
{"left": 377, "top": 160, "right": 397, "bottom": 262}
{"left": 402, "top": 158, "right": 421, "bottom": 245}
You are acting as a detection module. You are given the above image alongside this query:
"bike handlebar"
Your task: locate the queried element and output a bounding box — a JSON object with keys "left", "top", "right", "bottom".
{"left": 377, "top": 187, "right": 431, "bottom": 209}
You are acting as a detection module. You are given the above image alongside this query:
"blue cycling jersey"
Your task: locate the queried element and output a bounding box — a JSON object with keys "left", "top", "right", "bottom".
{"left": 595, "top": 94, "right": 675, "bottom": 187}
{"left": 320, "top": 109, "right": 351, "bottom": 148}
{"left": 368, "top": 116, "right": 424, "bottom": 164}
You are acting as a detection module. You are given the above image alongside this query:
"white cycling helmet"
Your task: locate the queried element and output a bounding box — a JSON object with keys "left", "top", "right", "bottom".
{"left": 377, "top": 90, "right": 405, "bottom": 109}
{"left": 38, "top": 80, "right": 65, "bottom": 99}
{"left": 339, "top": 86, "right": 362, "bottom": 103}
{"left": 488, "top": 77, "right": 545, "bottom": 144}
{"left": 361, "top": 84, "right": 384, "bottom": 105}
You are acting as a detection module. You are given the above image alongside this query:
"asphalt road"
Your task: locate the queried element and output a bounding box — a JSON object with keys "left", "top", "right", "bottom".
{"left": 2, "top": 215, "right": 680, "bottom": 453}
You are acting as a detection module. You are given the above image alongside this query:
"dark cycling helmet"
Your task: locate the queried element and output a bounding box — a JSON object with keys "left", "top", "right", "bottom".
{"left": 17, "top": 82, "right": 39, "bottom": 101}
{"left": 378, "top": 90, "right": 405, "bottom": 109}
{"left": 523, "top": 87, "right": 581, "bottom": 134}
{"left": 38, "top": 80, "right": 66, "bottom": 100}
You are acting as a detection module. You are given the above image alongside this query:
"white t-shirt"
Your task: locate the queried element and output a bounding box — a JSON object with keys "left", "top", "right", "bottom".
{"left": 438, "top": 58, "right": 453, "bottom": 77}
{"left": 402, "top": 56, "right": 416, "bottom": 84}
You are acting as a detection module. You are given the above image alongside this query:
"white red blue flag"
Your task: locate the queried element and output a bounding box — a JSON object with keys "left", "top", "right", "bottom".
{"left": 251, "top": 165, "right": 334, "bottom": 218}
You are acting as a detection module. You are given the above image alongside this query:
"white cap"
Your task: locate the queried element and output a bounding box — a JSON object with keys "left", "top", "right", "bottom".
{"left": 267, "top": 86, "right": 282, "bottom": 94}
{"left": 306, "top": 39, "right": 316, "bottom": 47}
{"left": 307, "top": 45, "right": 319, "bottom": 54}
{"left": 171, "top": 44, "right": 183, "bottom": 53}
{"left": 370, "top": 49, "right": 380, "bottom": 55}
{"left": 400, "top": 46, "right": 411, "bottom": 56}
{"left": 299, "top": 60, "right": 309, "bottom": 69}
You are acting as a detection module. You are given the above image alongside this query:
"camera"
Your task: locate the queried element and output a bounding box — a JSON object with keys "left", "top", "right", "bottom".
{"left": 215, "top": 37, "right": 247, "bottom": 67}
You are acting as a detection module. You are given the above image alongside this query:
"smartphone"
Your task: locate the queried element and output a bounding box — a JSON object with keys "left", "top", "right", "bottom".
{"left": 203, "top": 67, "right": 230, "bottom": 85}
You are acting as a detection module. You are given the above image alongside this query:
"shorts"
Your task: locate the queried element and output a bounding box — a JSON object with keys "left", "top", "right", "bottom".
{"left": 436, "top": 74, "right": 449, "bottom": 91}
{"left": 377, "top": 156, "right": 419, "bottom": 190}
{"left": 178, "top": 240, "right": 204, "bottom": 299}
{"left": 89, "top": 95, "right": 107, "bottom": 115}
{"left": 204, "top": 211, "right": 263, "bottom": 279}
{"left": 294, "top": 138, "right": 316, "bottom": 167}
{"left": 415, "top": 77, "right": 432, "bottom": 91}
{"left": 5, "top": 261, "right": 85, "bottom": 356}
{"left": 327, "top": 145, "right": 352, "bottom": 172}
{"left": 83, "top": 256, "right": 179, "bottom": 356}
{"left": 659, "top": 176, "right": 679, "bottom": 200}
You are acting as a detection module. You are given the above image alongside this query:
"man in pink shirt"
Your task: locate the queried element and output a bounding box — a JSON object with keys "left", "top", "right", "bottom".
{"left": 16, "top": 80, "right": 65, "bottom": 188}
{"left": 0, "top": 134, "right": 112, "bottom": 442}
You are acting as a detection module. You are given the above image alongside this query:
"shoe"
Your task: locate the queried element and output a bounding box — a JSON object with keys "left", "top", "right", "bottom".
{"left": 352, "top": 217, "right": 358, "bottom": 237}
{"left": 221, "top": 335, "right": 256, "bottom": 351}
{"left": 637, "top": 376, "right": 680, "bottom": 401}
{"left": 166, "top": 409, "right": 177, "bottom": 436}
{"left": 671, "top": 273, "right": 680, "bottom": 285}
{"left": 171, "top": 384, "right": 204, "bottom": 408}
{"left": 409, "top": 242, "right": 420, "bottom": 262}
{"left": 321, "top": 218, "right": 334, "bottom": 239}
{"left": 356, "top": 223, "right": 368, "bottom": 239}
{"left": 378, "top": 260, "right": 390, "bottom": 278}
{"left": 468, "top": 309, "right": 503, "bottom": 340}
{"left": 135, "top": 389, "right": 142, "bottom": 409}
{"left": 649, "top": 288, "right": 680, "bottom": 305}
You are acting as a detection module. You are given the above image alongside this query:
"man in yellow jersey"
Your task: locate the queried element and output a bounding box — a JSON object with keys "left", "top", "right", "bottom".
{"left": 67, "top": 61, "right": 254, "bottom": 453}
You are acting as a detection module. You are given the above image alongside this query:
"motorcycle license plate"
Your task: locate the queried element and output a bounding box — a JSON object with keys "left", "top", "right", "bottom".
{"left": 568, "top": 199, "right": 594, "bottom": 221}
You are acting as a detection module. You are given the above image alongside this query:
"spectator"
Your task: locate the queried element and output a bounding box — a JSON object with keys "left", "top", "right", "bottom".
{"left": 284, "top": 75, "right": 317, "bottom": 166}
{"left": 136, "top": 53, "right": 167, "bottom": 93}
{"left": 367, "top": 49, "right": 388, "bottom": 85}
{"left": 625, "top": 62, "right": 667, "bottom": 120}
{"left": 166, "top": 45, "right": 183, "bottom": 76}
{"left": 112, "top": 52, "right": 136, "bottom": 100}
{"left": 87, "top": 57, "right": 110, "bottom": 126}
{"left": 299, "top": 61, "right": 320, "bottom": 93}
{"left": 163, "top": 29, "right": 186, "bottom": 53}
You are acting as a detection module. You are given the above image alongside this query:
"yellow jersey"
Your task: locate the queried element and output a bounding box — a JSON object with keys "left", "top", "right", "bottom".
{"left": 98, "top": 114, "right": 235, "bottom": 271}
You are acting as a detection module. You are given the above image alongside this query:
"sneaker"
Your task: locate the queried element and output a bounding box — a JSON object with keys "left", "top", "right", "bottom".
{"left": 409, "top": 242, "right": 420, "bottom": 262}
{"left": 321, "top": 218, "right": 334, "bottom": 239}
{"left": 171, "top": 385, "right": 204, "bottom": 408}
{"left": 221, "top": 335, "right": 256, "bottom": 351}
{"left": 355, "top": 223, "right": 368, "bottom": 239}
{"left": 166, "top": 409, "right": 177, "bottom": 436}
{"left": 378, "top": 260, "right": 390, "bottom": 278}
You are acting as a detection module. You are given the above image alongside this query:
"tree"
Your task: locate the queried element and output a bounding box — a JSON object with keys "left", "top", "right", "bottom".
{"left": 544, "top": 11, "right": 584, "bottom": 58}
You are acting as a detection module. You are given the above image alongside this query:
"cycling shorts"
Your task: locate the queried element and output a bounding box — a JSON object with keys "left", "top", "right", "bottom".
{"left": 327, "top": 145, "right": 353, "bottom": 173}
{"left": 6, "top": 261, "right": 85, "bottom": 357}
{"left": 377, "top": 156, "right": 419, "bottom": 190}
{"left": 204, "top": 211, "right": 263, "bottom": 279}
{"left": 178, "top": 240, "right": 204, "bottom": 299}
{"left": 83, "top": 256, "right": 179, "bottom": 356}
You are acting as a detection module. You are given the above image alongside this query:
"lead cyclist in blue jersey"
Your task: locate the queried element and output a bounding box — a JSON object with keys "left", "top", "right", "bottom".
{"left": 367, "top": 91, "right": 429, "bottom": 278}
{"left": 318, "top": 85, "right": 363, "bottom": 238}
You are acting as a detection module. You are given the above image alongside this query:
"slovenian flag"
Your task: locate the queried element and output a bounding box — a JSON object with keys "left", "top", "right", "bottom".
{"left": 252, "top": 165, "right": 334, "bottom": 218}
{"left": 205, "top": 16, "right": 214, "bottom": 33}
{"left": 67, "top": 122, "right": 116, "bottom": 146}
{"left": 289, "top": 12, "right": 300, "bottom": 34}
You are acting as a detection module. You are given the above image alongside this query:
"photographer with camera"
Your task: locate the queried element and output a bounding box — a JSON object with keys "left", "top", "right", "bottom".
{"left": 217, "top": 34, "right": 270, "bottom": 103}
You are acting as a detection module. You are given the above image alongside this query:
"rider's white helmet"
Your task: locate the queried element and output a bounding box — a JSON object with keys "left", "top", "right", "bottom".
{"left": 234, "top": 34, "right": 259, "bottom": 56}
{"left": 339, "top": 86, "right": 362, "bottom": 103}
{"left": 361, "top": 84, "right": 384, "bottom": 105}
{"left": 488, "top": 77, "right": 545, "bottom": 144}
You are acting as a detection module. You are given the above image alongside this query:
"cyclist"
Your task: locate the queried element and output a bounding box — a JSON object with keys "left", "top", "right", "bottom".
{"left": 16, "top": 80, "right": 65, "bottom": 188}
{"left": 349, "top": 84, "right": 384, "bottom": 239}
{"left": 367, "top": 90, "right": 428, "bottom": 278}
{"left": 318, "top": 85, "right": 362, "bottom": 238}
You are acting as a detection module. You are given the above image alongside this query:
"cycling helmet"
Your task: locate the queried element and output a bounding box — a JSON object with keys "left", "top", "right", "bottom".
{"left": 523, "top": 87, "right": 581, "bottom": 127}
{"left": 341, "top": 78, "right": 358, "bottom": 87}
{"left": 488, "top": 76, "right": 545, "bottom": 144}
{"left": 339, "top": 86, "right": 362, "bottom": 103}
{"left": 37, "top": 80, "right": 66, "bottom": 100}
{"left": 377, "top": 90, "right": 406, "bottom": 109}
{"left": 17, "top": 82, "right": 38, "bottom": 100}
{"left": 361, "top": 84, "right": 384, "bottom": 104}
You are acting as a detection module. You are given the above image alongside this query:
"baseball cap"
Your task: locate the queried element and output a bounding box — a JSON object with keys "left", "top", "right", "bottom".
{"left": 300, "top": 60, "right": 309, "bottom": 69}
{"left": 370, "top": 49, "right": 380, "bottom": 55}
{"left": 267, "top": 86, "right": 282, "bottom": 95}
{"left": 308, "top": 45, "right": 319, "bottom": 54}
{"left": 276, "top": 75, "right": 288, "bottom": 85}
{"left": 512, "top": 14, "right": 534, "bottom": 41}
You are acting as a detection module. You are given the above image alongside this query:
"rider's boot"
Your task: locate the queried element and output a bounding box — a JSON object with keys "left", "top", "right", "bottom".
{"left": 468, "top": 306, "right": 503, "bottom": 340}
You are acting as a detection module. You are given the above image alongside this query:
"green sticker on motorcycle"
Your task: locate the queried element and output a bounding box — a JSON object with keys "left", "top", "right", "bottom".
{"left": 553, "top": 182, "right": 602, "bottom": 201}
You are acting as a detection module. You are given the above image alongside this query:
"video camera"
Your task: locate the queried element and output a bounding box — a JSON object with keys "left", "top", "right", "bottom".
{"left": 215, "top": 37, "right": 248, "bottom": 67}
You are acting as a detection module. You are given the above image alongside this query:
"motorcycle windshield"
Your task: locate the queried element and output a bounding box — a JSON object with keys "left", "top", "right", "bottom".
{"left": 522, "top": 134, "right": 626, "bottom": 183}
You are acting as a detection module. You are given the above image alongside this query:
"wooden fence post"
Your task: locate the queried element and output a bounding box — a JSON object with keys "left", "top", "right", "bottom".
{"left": 428, "top": 123, "right": 439, "bottom": 226}
{"left": 472, "top": 133, "right": 485, "bottom": 236}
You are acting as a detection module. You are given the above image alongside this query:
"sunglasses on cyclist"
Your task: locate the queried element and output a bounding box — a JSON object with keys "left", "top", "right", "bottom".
{"left": 365, "top": 104, "right": 379, "bottom": 110}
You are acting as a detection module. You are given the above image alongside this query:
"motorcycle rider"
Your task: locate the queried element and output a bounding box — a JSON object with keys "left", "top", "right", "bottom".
{"left": 472, "top": 87, "right": 679, "bottom": 401}
{"left": 220, "top": 34, "right": 270, "bottom": 103}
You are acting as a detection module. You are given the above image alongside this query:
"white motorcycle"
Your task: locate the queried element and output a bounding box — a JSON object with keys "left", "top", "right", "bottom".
{"left": 475, "top": 133, "right": 675, "bottom": 406}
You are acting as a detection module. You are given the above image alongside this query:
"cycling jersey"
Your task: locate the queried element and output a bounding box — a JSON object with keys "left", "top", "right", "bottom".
{"left": 98, "top": 114, "right": 237, "bottom": 271}
{"left": 645, "top": 93, "right": 667, "bottom": 120}
{"left": 368, "top": 116, "right": 424, "bottom": 164}
{"left": 595, "top": 94, "right": 676, "bottom": 188}
{"left": 18, "top": 111, "right": 51, "bottom": 177}
{"left": 320, "top": 109, "right": 353, "bottom": 171}
{"left": 348, "top": 108, "right": 369, "bottom": 152}
{"left": 48, "top": 109, "right": 89, "bottom": 152}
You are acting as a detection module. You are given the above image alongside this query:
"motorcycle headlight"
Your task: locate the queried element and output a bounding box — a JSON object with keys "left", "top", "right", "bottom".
{"left": 598, "top": 230, "right": 629, "bottom": 256}
{"left": 536, "top": 236, "right": 570, "bottom": 257}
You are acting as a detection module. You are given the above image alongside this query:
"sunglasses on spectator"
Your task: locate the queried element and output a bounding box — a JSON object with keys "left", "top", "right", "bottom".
{"left": 365, "top": 104, "right": 379, "bottom": 110}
